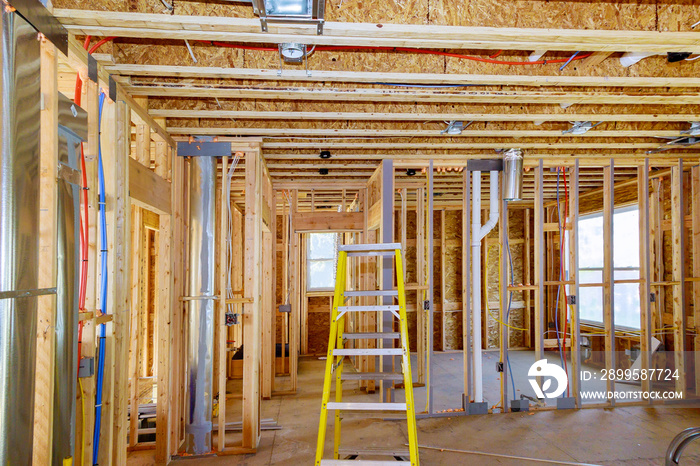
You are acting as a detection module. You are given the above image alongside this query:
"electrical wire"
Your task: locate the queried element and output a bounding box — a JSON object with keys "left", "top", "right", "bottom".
{"left": 225, "top": 152, "right": 242, "bottom": 319}
{"left": 503, "top": 204, "right": 517, "bottom": 402}
{"left": 554, "top": 171, "right": 566, "bottom": 391}
{"left": 93, "top": 91, "right": 108, "bottom": 464}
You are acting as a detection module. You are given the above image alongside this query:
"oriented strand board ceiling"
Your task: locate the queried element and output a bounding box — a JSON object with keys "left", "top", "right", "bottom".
{"left": 54, "top": 0, "right": 700, "bottom": 198}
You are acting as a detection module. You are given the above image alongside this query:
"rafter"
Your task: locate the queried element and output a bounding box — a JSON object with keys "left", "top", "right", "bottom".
{"left": 151, "top": 109, "right": 700, "bottom": 122}
{"left": 55, "top": 9, "right": 700, "bottom": 53}
{"left": 125, "top": 84, "right": 700, "bottom": 105}
{"left": 110, "top": 64, "right": 700, "bottom": 88}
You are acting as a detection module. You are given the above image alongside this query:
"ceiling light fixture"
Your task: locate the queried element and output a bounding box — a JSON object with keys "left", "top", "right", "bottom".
{"left": 252, "top": 0, "right": 326, "bottom": 34}
{"left": 441, "top": 120, "right": 464, "bottom": 135}
{"left": 406, "top": 168, "right": 416, "bottom": 176}
{"left": 279, "top": 43, "right": 307, "bottom": 62}
{"left": 319, "top": 168, "right": 329, "bottom": 175}
{"left": 319, "top": 150, "right": 331, "bottom": 159}
{"left": 562, "top": 121, "right": 602, "bottom": 135}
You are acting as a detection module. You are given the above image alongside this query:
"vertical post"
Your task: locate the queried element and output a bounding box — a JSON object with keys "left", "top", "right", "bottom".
{"left": 380, "top": 159, "right": 394, "bottom": 401}
{"left": 603, "top": 159, "right": 615, "bottom": 405}
{"left": 462, "top": 170, "right": 471, "bottom": 402}
{"left": 427, "top": 160, "right": 434, "bottom": 413}
{"left": 569, "top": 161, "right": 581, "bottom": 406}
{"left": 32, "top": 38, "right": 58, "bottom": 466}
{"left": 499, "top": 181, "right": 509, "bottom": 411}
{"left": 440, "top": 210, "right": 446, "bottom": 351}
{"left": 243, "top": 146, "right": 263, "bottom": 448}
{"left": 638, "top": 160, "right": 652, "bottom": 399}
{"left": 416, "top": 187, "right": 425, "bottom": 385}
{"left": 534, "top": 161, "right": 545, "bottom": 369}
{"left": 217, "top": 155, "right": 228, "bottom": 451}
{"left": 290, "top": 190, "right": 299, "bottom": 392}
{"left": 671, "top": 160, "right": 687, "bottom": 396}
{"left": 128, "top": 206, "right": 142, "bottom": 448}
{"left": 111, "top": 101, "right": 132, "bottom": 465}
{"left": 692, "top": 165, "right": 700, "bottom": 396}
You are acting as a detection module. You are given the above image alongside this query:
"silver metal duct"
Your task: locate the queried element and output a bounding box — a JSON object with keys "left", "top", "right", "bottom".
{"left": 0, "top": 9, "right": 42, "bottom": 465}
{"left": 53, "top": 93, "right": 86, "bottom": 464}
{"left": 185, "top": 156, "right": 216, "bottom": 455}
{"left": 502, "top": 149, "right": 524, "bottom": 201}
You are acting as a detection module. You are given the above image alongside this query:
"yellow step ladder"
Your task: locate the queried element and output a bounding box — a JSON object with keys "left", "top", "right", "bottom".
{"left": 315, "top": 243, "right": 419, "bottom": 466}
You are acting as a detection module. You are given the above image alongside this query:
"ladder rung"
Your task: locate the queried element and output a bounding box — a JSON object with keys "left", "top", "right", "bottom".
{"left": 344, "top": 332, "right": 400, "bottom": 340}
{"left": 326, "top": 402, "right": 407, "bottom": 411}
{"left": 344, "top": 290, "right": 398, "bottom": 297}
{"left": 321, "top": 461, "right": 410, "bottom": 465}
{"left": 339, "top": 243, "right": 401, "bottom": 252}
{"left": 338, "top": 305, "right": 399, "bottom": 312}
{"left": 341, "top": 372, "right": 404, "bottom": 381}
{"left": 338, "top": 447, "right": 410, "bottom": 458}
{"left": 333, "top": 348, "right": 402, "bottom": 356}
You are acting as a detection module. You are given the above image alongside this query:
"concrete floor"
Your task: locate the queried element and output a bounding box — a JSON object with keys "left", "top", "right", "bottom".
{"left": 129, "top": 356, "right": 700, "bottom": 465}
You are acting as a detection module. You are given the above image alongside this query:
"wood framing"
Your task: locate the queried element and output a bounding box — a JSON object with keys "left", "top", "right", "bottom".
{"left": 243, "top": 143, "right": 265, "bottom": 449}
{"left": 603, "top": 159, "right": 615, "bottom": 405}
{"left": 32, "top": 39, "right": 59, "bottom": 465}
{"left": 671, "top": 161, "right": 687, "bottom": 395}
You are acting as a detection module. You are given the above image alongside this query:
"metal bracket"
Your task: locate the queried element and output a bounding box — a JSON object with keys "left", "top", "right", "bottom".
{"left": 466, "top": 159, "right": 503, "bottom": 172}
{"left": 423, "top": 300, "right": 430, "bottom": 310}
{"left": 567, "top": 295, "right": 576, "bottom": 305}
{"left": 650, "top": 292, "right": 656, "bottom": 303}
{"left": 496, "top": 361, "right": 504, "bottom": 372}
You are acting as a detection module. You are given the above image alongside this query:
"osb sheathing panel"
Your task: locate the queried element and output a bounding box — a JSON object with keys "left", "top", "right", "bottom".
{"left": 407, "top": 311, "right": 418, "bottom": 352}
{"left": 432, "top": 311, "right": 442, "bottom": 351}
{"left": 308, "top": 296, "right": 330, "bottom": 354}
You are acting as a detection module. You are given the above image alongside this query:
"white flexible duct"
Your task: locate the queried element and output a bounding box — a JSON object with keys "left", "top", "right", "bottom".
{"left": 471, "top": 170, "right": 499, "bottom": 403}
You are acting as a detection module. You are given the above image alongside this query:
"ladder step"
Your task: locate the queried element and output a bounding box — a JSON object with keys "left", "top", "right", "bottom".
{"left": 338, "top": 305, "right": 399, "bottom": 312}
{"left": 333, "top": 348, "right": 402, "bottom": 356}
{"left": 321, "top": 461, "right": 410, "bottom": 465}
{"left": 326, "top": 402, "right": 407, "bottom": 411}
{"left": 341, "top": 372, "right": 404, "bottom": 381}
{"left": 338, "top": 447, "right": 410, "bottom": 458}
{"left": 344, "top": 290, "right": 398, "bottom": 297}
{"left": 344, "top": 332, "right": 400, "bottom": 340}
{"left": 339, "top": 243, "right": 401, "bottom": 252}
{"left": 320, "top": 461, "right": 410, "bottom": 465}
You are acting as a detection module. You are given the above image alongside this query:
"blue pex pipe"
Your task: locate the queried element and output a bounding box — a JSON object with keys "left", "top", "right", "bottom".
{"left": 93, "top": 92, "right": 108, "bottom": 464}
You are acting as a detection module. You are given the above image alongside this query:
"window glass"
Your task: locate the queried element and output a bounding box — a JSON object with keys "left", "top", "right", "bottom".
{"left": 307, "top": 233, "right": 338, "bottom": 291}
{"left": 578, "top": 206, "right": 640, "bottom": 329}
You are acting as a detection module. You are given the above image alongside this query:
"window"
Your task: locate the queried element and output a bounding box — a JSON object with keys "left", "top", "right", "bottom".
{"left": 577, "top": 206, "right": 640, "bottom": 329}
{"left": 307, "top": 233, "right": 339, "bottom": 291}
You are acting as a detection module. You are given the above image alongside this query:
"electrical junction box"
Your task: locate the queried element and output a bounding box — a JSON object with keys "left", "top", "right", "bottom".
{"left": 225, "top": 312, "right": 239, "bottom": 326}
{"left": 78, "top": 357, "right": 94, "bottom": 378}
{"left": 279, "top": 304, "right": 291, "bottom": 313}
{"left": 511, "top": 399, "right": 529, "bottom": 412}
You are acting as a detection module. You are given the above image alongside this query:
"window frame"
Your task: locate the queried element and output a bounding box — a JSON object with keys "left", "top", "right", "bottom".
{"left": 577, "top": 204, "right": 641, "bottom": 330}
{"left": 306, "top": 232, "right": 339, "bottom": 292}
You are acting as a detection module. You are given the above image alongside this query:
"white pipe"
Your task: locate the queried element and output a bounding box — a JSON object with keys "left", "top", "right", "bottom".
{"left": 471, "top": 170, "right": 499, "bottom": 403}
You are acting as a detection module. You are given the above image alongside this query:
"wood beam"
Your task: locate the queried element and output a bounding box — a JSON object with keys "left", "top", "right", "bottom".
{"left": 109, "top": 64, "right": 700, "bottom": 88}
{"left": 150, "top": 109, "right": 700, "bottom": 122}
{"left": 603, "top": 159, "right": 615, "bottom": 406}
{"left": 124, "top": 84, "right": 700, "bottom": 105}
{"left": 129, "top": 157, "right": 172, "bottom": 215}
{"left": 166, "top": 127, "right": 691, "bottom": 138}
{"left": 55, "top": 10, "right": 700, "bottom": 53}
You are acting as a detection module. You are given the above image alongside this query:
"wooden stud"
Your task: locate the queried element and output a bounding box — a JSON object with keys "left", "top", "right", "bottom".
{"left": 416, "top": 187, "right": 425, "bottom": 385}
{"left": 217, "top": 155, "right": 228, "bottom": 451}
{"left": 534, "top": 161, "right": 545, "bottom": 368}
{"left": 569, "top": 161, "right": 581, "bottom": 406}
{"left": 671, "top": 161, "right": 687, "bottom": 396}
{"left": 603, "top": 159, "right": 615, "bottom": 405}
{"left": 135, "top": 124, "right": 150, "bottom": 167}
{"left": 290, "top": 189, "right": 299, "bottom": 392}
{"left": 693, "top": 166, "right": 700, "bottom": 396}
{"left": 243, "top": 145, "right": 263, "bottom": 449}
{"left": 638, "top": 160, "right": 653, "bottom": 398}
{"left": 440, "top": 210, "right": 446, "bottom": 351}
{"left": 462, "top": 171, "right": 470, "bottom": 401}
{"left": 32, "top": 39, "right": 59, "bottom": 466}
{"left": 128, "top": 206, "right": 142, "bottom": 448}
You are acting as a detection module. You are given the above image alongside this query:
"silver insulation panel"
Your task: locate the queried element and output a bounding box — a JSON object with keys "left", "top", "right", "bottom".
{"left": 185, "top": 156, "right": 216, "bottom": 455}
{"left": 0, "top": 10, "right": 41, "bottom": 465}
